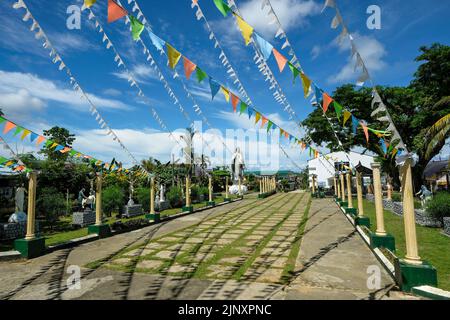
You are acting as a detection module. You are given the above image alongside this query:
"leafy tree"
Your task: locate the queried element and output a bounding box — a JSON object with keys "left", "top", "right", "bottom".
{"left": 41, "top": 127, "right": 75, "bottom": 162}
{"left": 102, "top": 185, "right": 125, "bottom": 217}
{"left": 36, "top": 187, "right": 66, "bottom": 230}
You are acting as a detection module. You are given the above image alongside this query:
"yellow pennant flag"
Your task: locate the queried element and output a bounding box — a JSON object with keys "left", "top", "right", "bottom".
{"left": 21, "top": 129, "right": 31, "bottom": 141}
{"left": 234, "top": 13, "right": 253, "bottom": 45}
{"left": 343, "top": 110, "right": 352, "bottom": 126}
{"left": 255, "top": 112, "right": 261, "bottom": 124}
{"left": 300, "top": 73, "right": 312, "bottom": 98}
{"left": 221, "top": 87, "right": 230, "bottom": 102}
{"left": 166, "top": 43, "right": 182, "bottom": 69}
{"left": 84, "top": 0, "right": 97, "bottom": 8}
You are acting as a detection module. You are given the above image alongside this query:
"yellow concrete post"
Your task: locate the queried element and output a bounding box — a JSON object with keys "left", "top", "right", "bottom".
{"left": 387, "top": 179, "right": 392, "bottom": 201}
{"left": 372, "top": 163, "right": 387, "bottom": 236}
{"left": 95, "top": 172, "right": 103, "bottom": 226}
{"left": 209, "top": 176, "right": 213, "bottom": 202}
{"left": 225, "top": 176, "right": 229, "bottom": 199}
{"left": 340, "top": 173, "right": 346, "bottom": 202}
{"left": 150, "top": 176, "right": 155, "bottom": 215}
{"left": 346, "top": 172, "right": 353, "bottom": 208}
{"left": 356, "top": 171, "right": 364, "bottom": 217}
{"left": 401, "top": 158, "right": 422, "bottom": 264}
{"left": 25, "top": 171, "right": 37, "bottom": 240}
{"left": 311, "top": 175, "right": 316, "bottom": 194}
{"left": 337, "top": 176, "right": 341, "bottom": 199}
{"left": 259, "top": 178, "right": 263, "bottom": 195}
{"left": 186, "top": 176, "right": 191, "bottom": 207}
{"left": 334, "top": 177, "right": 338, "bottom": 197}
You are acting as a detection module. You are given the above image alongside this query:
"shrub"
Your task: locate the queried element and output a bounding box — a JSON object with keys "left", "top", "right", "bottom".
{"left": 425, "top": 192, "right": 450, "bottom": 223}
{"left": 199, "top": 186, "right": 210, "bottom": 198}
{"left": 190, "top": 185, "right": 200, "bottom": 201}
{"left": 391, "top": 193, "right": 402, "bottom": 202}
{"left": 167, "top": 186, "right": 183, "bottom": 208}
{"left": 135, "top": 187, "right": 150, "bottom": 212}
{"left": 102, "top": 185, "right": 125, "bottom": 217}
{"left": 36, "top": 187, "right": 66, "bottom": 229}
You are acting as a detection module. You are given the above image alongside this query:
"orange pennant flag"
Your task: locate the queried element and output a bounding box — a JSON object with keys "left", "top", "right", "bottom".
{"left": 284, "top": 131, "right": 289, "bottom": 139}
{"left": 108, "top": 0, "right": 127, "bottom": 23}
{"left": 261, "top": 116, "right": 268, "bottom": 128}
{"left": 322, "top": 92, "right": 333, "bottom": 113}
{"left": 272, "top": 48, "right": 288, "bottom": 72}
{"left": 183, "top": 57, "right": 196, "bottom": 80}
{"left": 361, "top": 122, "right": 369, "bottom": 143}
{"left": 231, "top": 93, "right": 239, "bottom": 112}
{"left": 3, "top": 121, "right": 16, "bottom": 134}
{"left": 36, "top": 136, "right": 46, "bottom": 146}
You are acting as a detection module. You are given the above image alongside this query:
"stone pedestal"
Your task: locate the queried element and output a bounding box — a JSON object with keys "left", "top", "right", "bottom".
{"left": 355, "top": 216, "right": 371, "bottom": 228}
{"left": 72, "top": 210, "right": 95, "bottom": 227}
{"left": 395, "top": 260, "right": 438, "bottom": 292}
{"left": 14, "top": 237, "right": 45, "bottom": 259}
{"left": 159, "top": 200, "right": 170, "bottom": 211}
{"left": 145, "top": 213, "right": 160, "bottom": 222}
{"left": 122, "top": 204, "right": 143, "bottom": 218}
{"left": 182, "top": 206, "right": 194, "bottom": 213}
{"left": 224, "top": 198, "right": 232, "bottom": 202}
{"left": 88, "top": 224, "right": 111, "bottom": 238}
{"left": 369, "top": 232, "right": 395, "bottom": 251}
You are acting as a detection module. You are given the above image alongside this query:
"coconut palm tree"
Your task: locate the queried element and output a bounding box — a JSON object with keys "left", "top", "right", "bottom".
{"left": 425, "top": 109, "right": 450, "bottom": 160}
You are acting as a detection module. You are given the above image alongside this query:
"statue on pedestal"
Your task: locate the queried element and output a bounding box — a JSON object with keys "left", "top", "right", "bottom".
{"left": 160, "top": 184, "right": 165, "bottom": 202}
{"left": 15, "top": 184, "right": 27, "bottom": 213}
{"left": 230, "top": 147, "right": 247, "bottom": 195}
{"left": 128, "top": 180, "right": 135, "bottom": 206}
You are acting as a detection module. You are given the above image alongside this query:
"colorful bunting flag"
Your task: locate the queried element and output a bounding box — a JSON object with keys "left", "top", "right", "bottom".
{"left": 149, "top": 31, "right": 165, "bottom": 51}
{"left": 333, "top": 101, "right": 343, "bottom": 119}
{"left": 361, "top": 121, "right": 369, "bottom": 143}
{"left": 288, "top": 62, "right": 300, "bottom": 83}
{"left": 254, "top": 33, "right": 273, "bottom": 61}
{"left": 209, "top": 77, "right": 221, "bottom": 100}
{"left": 322, "top": 92, "right": 333, "bottom": 113}
{"left": 255, "top": 112, "right": 261, "bottom": 124}
{"left": 221, "top": 87, "right": 230, "bottom": 102}
{"left": 231, "top": 93, "right": 239, "bottom": 112}
{"left": 239, "top": 102, "right": 248, "bottom": 115}
{"left": 107, "top": 0, "right": 127, "bottom": 23}
{"left": 343, "top": 110, "right": 352, "bottom": 126}
{"left": 183, "top": 57, "right": 196, "bottom": 80}
{"left": 36, "top": 136, "right": 46, "bottom": 146}
{"left": 247, "top": 107, "right": 253, "bottom": 119}
{"left": 13, "top": 126, "right": 23, "bottom": 136}
{"left": 273, "top": 48, "right": 287, "bottom": 72}
{"left": 130, "top": 15, "right": 144, "bottom": 40}
{"left": 267, "top": 121, "right": 273, "bottom": 132}
{"left": 195, "top": 67, "right": 207, "bottom": 83}
{"left": 234, "top": 13, "right": 254, "bottom": 45}
{"left": 300, "top": 73, "right": 312, "bottom": 98}
{"left": 84, "top": 0, "right": 97, "bottom": 8}
{"left": 213, "top": 0, "right": 231, "bottom": 17}
{"left": 352, "top": 116, "right": 359, "bottom": 135}
{"left": 261, "top": 116, "right": 268, "bottom": 128}
{"left": 166, "top": 43, "right": 182, "bottom": 69}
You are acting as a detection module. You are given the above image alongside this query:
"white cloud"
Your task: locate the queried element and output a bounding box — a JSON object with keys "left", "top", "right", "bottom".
{"left": 111, "top": 64, "right": 159, "bottom": 85}
{"left": 238, "top": 0, "right": 320, "bottom": 37}
{"left": 328, "top": 33, "right": 387, "bottom": 84}
{"left": 311, "top": 45, "right": 321, "bottom": 60}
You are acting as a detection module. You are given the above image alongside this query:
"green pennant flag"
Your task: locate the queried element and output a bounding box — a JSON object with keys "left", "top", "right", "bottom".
{"left": 333, "top": 101, "right": 343, "bottom": 119}
{"left": 0, "top": 117, "right": 5, "bottom": 124}
{"left": 0, "top": 156, "right": 8, "bottom": 165}
{"left": 129, "top": 15, "right": 144, "bottom": 41}
{"left": 13, "top": 126, "right": 23, "bottom": 136}
{"left": 195, "top": 67, "right": 207, "bottom": 83}
{"left": 288, "top": 62, "right": 301, "bottom": 83}
{"left": 213, "top": 0, "right": 231, "bottom": 17}
{"left": 45, "top": 139, "right": 54, "bottom": 148}
{"left": 239, "top": 102, "right": 248, "bottom": 115}
{"left": 267, "top": 121, "right": 273, "bottom": 132}
{"left": 69, "top": 150, "right": 77, "bottom": 157}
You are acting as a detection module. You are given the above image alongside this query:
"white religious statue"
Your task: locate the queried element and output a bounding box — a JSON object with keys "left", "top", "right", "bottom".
{"left": 15, "top": 184, "right": 27, "bottom": 213}
{"left": 229, "top": 147, "right": 248, "bottom": 195}
{"left": 128, "top": 180, "right": 135, "bottom": 206}
{"left": 160, "top": 184, "right": 165, "bottom": 202}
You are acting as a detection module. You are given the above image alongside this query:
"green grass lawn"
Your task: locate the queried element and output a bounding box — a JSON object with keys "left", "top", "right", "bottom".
{"left": 361, "top": 199, "right": 450, "bottom": 291}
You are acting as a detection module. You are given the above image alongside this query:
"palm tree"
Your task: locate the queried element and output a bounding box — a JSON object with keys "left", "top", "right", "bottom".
{"left": 425, "top": 110, "right": 450, "bottom": 160}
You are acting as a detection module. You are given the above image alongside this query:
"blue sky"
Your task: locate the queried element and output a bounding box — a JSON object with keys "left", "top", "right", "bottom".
{"left": 0, "top": 0, "right": 449, "bottom": 171}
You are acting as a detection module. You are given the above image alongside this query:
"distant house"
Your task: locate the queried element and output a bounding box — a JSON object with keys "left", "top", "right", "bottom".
{"left": 307, "top": 151, "right": 375, "bottom": 189}
{"left": 423, "top": 160, "right": 449, "bottom": 192}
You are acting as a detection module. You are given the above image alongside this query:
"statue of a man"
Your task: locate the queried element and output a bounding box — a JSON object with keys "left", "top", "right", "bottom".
{"left": 78, "top": 188, "right": 87, "bottom": 207}
{"left": 15, "top": 184, "right": 27, "bottom": 213}
{"left": 231, "top": 147, "right": 245, "bottom": 184}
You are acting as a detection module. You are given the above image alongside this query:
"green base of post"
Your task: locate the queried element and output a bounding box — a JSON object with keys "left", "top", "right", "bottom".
{"left": 207, "top": 201, "right": 216, "bottom": 207}
{"left": 339, "top": 201, "right": 348, "bottom": 207}
{"left": 396, "top": 260, "right": 438, "bottom": 293}
{"left": 88, "top": 224, "right": 111, "bottom": 238}
{"left": 224, "top": 198, "right": 232, "bottom": 202}
{"left": 182, "top": 206, "right": 194, "bottom": 213}
{"left": 369, "top": 232, "right": 395, "bottom": 251}
{"left": 14, "top": 237, "right": 46, "bottom": 259}
{"left": 355, "top": 216, "right": 371, "bottom": 228}
{"left": 344, "top": 207, "right": 357, "bottom": 216}
{"left": 145, "top": 213, "right": 160, "bottom": 222}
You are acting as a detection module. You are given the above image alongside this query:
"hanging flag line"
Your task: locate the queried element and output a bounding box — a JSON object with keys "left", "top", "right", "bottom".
{"left": 116, "top": 0, "right": 235, "bottom": 157}
{"left": 0, "top": 115, "right": 132, "bottom": 173}
{"left": 84, "top": 2, "right": 211, "bottom": 176}
{"left": 212, "top": 0, "right": 393, "bottom": 154}
{"left": 12, "top": 0, "right": 151, "bottom": 178}
{"left": 190, "top": 1, "right": 308, "bottom": 168}
{"left": 0, "top": 136, "right": 30, "bottom": 173}
{"left": 321, "top": 0, "right": 407, "bottom": 155}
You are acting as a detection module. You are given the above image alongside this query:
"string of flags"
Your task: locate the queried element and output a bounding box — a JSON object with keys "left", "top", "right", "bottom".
{"left": 0, "top": 116, "right": 130, "bottom": 173}
{"left": 212, "top": 0, "right": 395, "bottom": 155}
{"left": 12, "top": 0, "right": 150, "bottom": 179}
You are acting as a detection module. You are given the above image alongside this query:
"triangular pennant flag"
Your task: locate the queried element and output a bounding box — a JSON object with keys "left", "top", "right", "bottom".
{"left": 261, "top": 116, "right": 268, "bottom": 128}
{"left": 166, "top": 43, "right": 182, "bottom": 69}
{"left": 129, "top": 15, "right": 144, "bottom": 40}
{"left": 183, "top": 57, "right": 196, "bottom": 80}
{"left": 322, "top": 92, "right": 333, "bottom": 113}
{"left": 343, "top": 110, "right": 352, "bottom": 126}
{"left": 300, "top": 73, "right": 312, "bottom": 98}
{"left": 279, "top": 128, "right": 284, "bottom": 137}
{"left": 247, "top": 107, "right": 253, "bottom": 119}
{"left": 231, "top": 93, "right": 239, "bottom": 112}
{"left": 3, "top": 121, "right": 16, "bottom": 135}
{"left": 0, "top": 117, "right": 5, "bottom": 124}
{"left": 221, "top": 87, "right": 230, "bottom": 102}
{"left": 314, "top": 85, "right": 322, "bottom": 106}
{"left": 148, "top": 31, "right": 165, "bottom": 51}
{"left": 352, "top": 117, "right": 359, "bottom": 134}
{"left": 288, "top": 62, "right": 300, "bottom": 83}
{"left": 233, "top": 13, "right": 254, "bottom": 45}
{"left": 50, "top": 143, "right": 58, "bottom": 149}
{"left": 267, "top": 121, "right": 273, "bottom": 132}
{"left": 284, "top": 131, "right": 289, "bottom": 139}
{"left": 254, "top": 33, "right": 273, "bottom": 61}
{"left": 55, "top": 145, "right": 64, "bottom": 152}
{"left": 84, "top": 0, "right": 97, "bottom": 8}
{"left": 195, "top": 67, "right": 207, "bottom": 83}
{"left": 209, "top": 77, "right": 221, "bottom": 100}
{"left": 333, "top": 101, "right": 343, "bottom": 119}
{"left": 29, "top": 132, "right": 38, "bottom": 143}
{"left": 239, "top": 102, "right": 248, "bottom": 115}
{"left": 361, "top": 121, "right": 369, "bottom": 143}
{"left": 273, "top": 48, "right": 287, "bottom": 72}
{"left": 108, "top": 0, "right": 127, "bottom": 23}
{"left": 13, "top": 126, "right": 23, "bottom": 136}
{"left": 213, "top": 0, "right": 231, "bottom": 17}
{"left": 255, "top": 112, "right": 261, "bottom": 124}
{"left": 36, "top": 136, "right": 46, "bottom": 146}
{"left": 20, "top": 129, "right": 31, "bottom": 140}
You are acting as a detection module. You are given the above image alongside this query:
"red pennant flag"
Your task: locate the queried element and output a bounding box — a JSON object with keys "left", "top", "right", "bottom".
{"left": 183, "top": 57, "right": 197, "bottom": 80}
{"left": 284, "top": 131, "right": 289, "bottom": 139}
{"left": 322, "top": 92, "right": 333, "bottom": 113}
{"left": 231, "top": 93, "right": 239, "bottom": 112}
{"left": 3, "top": 121, "right": 16, "bottom": 134}
{"left": 108, "top": 0, "right": 127, "bottom": 23}
{"left": 272, "top": 48, "right": 288, "bottom": 72}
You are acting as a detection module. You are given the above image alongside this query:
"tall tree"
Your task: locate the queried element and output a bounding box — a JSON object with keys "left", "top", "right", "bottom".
{"left": 41, "top": 127, "right": 76, "bottom": 162}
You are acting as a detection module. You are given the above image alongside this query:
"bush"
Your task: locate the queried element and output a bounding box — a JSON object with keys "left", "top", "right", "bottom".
{"left": 425, "top": 192, "right": 450, "bottom": 222}
{"left": 102, "top": 185, "right": 125, "bottom": 217}
{"left": 190, "top": 185, "right": 200, "bottom": 201}
{"left": 167, "top": 186, "right": 183, "bottom": 208}
{"left": 36, "top": 187, "right": 66, "bottom": 229}
{"left": 199, "top": 186, "right": 209, "bottom": 198}
{"left": 135, "top": 187, "right": 150, "bottom": 212}
{"left": 391, "top": 192, "right": 402, "bottom": 202}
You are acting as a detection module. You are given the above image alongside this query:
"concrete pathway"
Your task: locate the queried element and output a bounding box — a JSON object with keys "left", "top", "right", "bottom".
{"left": 0, "top": 195, "right": 417, "bottom": 300}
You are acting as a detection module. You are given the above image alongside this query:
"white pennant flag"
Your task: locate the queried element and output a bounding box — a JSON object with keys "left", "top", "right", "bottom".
{"left": 13, "top": 0, "right": 26, "bottom": 10}
{"left": 321, "top": 0, "right": 335, "bottom": 13}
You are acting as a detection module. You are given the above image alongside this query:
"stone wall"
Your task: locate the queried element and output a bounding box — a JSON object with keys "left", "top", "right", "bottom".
{"left": 443, "top": 218, "right": 450, "bottom": 236}
{"left": 0, "top": 222, "right": 40, "bottom": 240}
